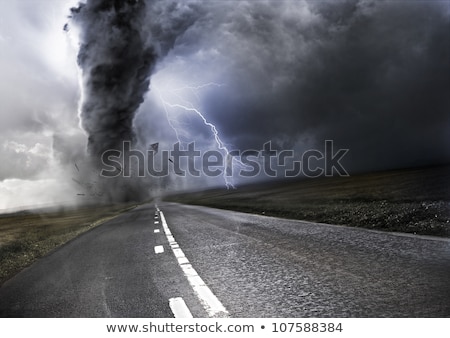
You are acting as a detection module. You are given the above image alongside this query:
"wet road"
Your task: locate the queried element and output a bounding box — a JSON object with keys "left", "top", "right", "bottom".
{"left": 1, "top": 202, "right": 450, "bottom": 317}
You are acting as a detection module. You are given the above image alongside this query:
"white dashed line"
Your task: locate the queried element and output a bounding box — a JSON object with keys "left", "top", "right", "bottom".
{"left": 154, "top": 221, "right": 160, "bottom": 224}
{"left": 160, "top": 210, "right": 229, "bottom": 318}
{"left": 154, "top": 245, "right": 164, "bottom": 254}
{"left": 154, "top": 229, "right": 160, "bottom": 233}
{"left": 169, "top": 297, "right": 193, "bottom": 318}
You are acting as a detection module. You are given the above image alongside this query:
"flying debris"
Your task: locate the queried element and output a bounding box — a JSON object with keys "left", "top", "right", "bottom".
{"left": 148, "top": 141, "right": 175, "bottom": 168}
{"left": 72, "top": 166, "right": 103, "bottom": 197}
{"left": 149, "top": 142, "right": 159, "bottom": 153}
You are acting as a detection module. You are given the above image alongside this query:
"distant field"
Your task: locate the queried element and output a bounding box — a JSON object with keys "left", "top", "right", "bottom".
{"left": 166, "top": 165, "right": 450, "bottom": 237}
{"left": 0, "top": 203, "right": 138, "bottom": 285}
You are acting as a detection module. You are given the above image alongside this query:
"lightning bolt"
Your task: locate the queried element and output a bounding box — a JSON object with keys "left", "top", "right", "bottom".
{"left": 154, "top": 82, "right": 244, "bottom": 189}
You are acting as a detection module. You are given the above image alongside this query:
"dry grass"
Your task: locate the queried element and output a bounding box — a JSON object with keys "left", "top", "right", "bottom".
{"left": 166, "top": 165, "right": 450, "bottom": 237}
{"left": 0, "top": 203, "right": 138, "bottom": 286}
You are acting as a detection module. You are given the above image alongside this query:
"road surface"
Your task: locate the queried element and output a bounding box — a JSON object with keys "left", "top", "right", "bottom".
{"left": 1, "top": 202, "right": 450, "bottom": 317}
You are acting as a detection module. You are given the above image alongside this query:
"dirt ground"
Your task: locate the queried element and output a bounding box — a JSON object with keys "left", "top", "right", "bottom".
{"left": 0, "top": 203, "right": 138, "bottom": 285}
{"left": 166, "top": 165, "right": 450, "bottom": 237}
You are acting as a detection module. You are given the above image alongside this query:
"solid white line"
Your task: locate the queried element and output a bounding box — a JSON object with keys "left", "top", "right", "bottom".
{"left": 154, "top": 229, "right": 160, "bottom": 233}
{"left": 154, "top": 245, "right": 164, "bottom": 254}
{"left": 160, "top": 211, "right": 229, "bottom": 318}
{"left": 169, "top": 297, "right": 193, "bottom": 318}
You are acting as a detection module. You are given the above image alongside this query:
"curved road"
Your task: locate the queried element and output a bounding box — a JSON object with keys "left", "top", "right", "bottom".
{"left": 1, "top": 202, "right": 450, "bottom": 317}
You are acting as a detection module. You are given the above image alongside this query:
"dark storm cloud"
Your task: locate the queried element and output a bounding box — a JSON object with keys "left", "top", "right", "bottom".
{"left": 296, "top": 0, "right": 450, "bottom": 170}
{"left": 155, "top": 0, "right": 450, "bottom": 172}
{"left": 66, "top": 0, "right": 449, "bottom": 197}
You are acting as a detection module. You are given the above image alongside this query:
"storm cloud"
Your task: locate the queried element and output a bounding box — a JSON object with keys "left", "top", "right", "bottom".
{"left": 68, "top": 0, "right": 450, "bottom": 177}
{"left": 139, "top": 0, "right": 450, "bottom": 173}
{"left": 0, "top": 0, "right": 84, "bottom": 210}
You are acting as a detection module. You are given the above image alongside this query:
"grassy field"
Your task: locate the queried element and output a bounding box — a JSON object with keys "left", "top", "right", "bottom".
{"left": 166, "top": 165, "right": 450, "bottom": 237}
{"left": 0, "top": 203, "right": 138, "bottom": 286}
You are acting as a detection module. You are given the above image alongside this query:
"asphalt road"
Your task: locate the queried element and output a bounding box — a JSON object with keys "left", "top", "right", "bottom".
{"left": 1, "top": 202, "right": 450, "bottom": 317}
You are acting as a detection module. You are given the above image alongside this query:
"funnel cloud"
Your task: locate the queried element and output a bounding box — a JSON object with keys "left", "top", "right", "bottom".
{"left": 70, "top": 0, "right": 156, "bottom": 158}
{"left": 67, "top": 0, "right": 200, "bottom": 201}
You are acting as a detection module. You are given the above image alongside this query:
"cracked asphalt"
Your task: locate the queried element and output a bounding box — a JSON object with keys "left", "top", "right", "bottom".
{"left": 1, "top": 202, "right": 449, "bottom": 317}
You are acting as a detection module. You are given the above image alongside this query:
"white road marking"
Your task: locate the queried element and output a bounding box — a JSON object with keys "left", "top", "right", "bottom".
{"left": 160, "top": 210, "right": 229, "bottom": 318}
{"left": 154, "top": 229, "right": 160, "bottom": 233}
{"left": 177, "top": 257, "right": 189, "bottom": 265}
{"left": 154, "top": 221, "right": 160, "bottom": 224}
{"left": 169, "top": 297, "right": 193, "bottom": 318}
{"left": 154, "top": 245, "right": 164, "bottom": 254}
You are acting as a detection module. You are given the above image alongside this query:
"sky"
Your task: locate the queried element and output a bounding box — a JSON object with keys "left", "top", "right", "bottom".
{"left": 0, "top": 0, "right": 449, "bottom": 210}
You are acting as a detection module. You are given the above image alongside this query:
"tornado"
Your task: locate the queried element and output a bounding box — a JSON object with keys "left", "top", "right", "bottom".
{"left": 68, "top": 0, "right": 200, "bottom": 201}
{"left": 70, "top": 0, "right": 156, "bottom": 159}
